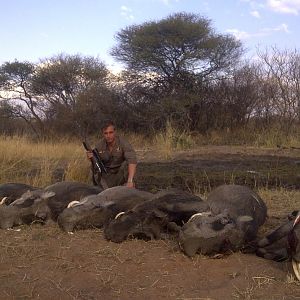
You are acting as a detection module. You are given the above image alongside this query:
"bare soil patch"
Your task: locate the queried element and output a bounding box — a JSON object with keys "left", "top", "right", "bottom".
{"left": 1, "top": 225, "right": 299, "bottom": 300}
{"left": 137, "top": 146, "right": 300, "bottom": 192}
{"left": 0, "top": 146, "right": 299, "bottom": 299}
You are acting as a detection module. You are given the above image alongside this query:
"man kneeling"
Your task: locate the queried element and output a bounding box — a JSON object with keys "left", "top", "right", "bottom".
{"left": 86, "top": 120, "right": 137, "bottom": 189}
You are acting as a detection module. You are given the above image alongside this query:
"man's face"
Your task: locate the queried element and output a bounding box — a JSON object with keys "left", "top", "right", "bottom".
{"left": 103, "top": 125, "right": 116, "bottom": 144}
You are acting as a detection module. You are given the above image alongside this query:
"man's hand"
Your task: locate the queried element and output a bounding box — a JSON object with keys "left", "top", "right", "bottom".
{"left": 125, "top": 181, "right": 135, "bottom": 188}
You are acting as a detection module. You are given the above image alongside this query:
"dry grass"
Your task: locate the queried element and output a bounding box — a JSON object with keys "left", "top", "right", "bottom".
{"left": 153, "top": 121, "right": 195, "bottom": 159}
{"left": 204, "top": 126, "right": 300, "bottom": 148}
{"left": 0, "top": 131, "right": 195, "bottom": 185}
{"left": 0, "top": 135, "right": 76, "bottom": 161}
{"left": 123, "top": 131, "right": 152, "bottom": 151}
{"left": 232, "top": 275, "right": 275, "bottom": 300}
{"left": 0, "top": 133, "right": 299, "bottom": 192}
{"left": 0, "top": 135, "right": 89, "bottom": 186}
{"left": 129, "top": 123, "right": 299, "bottom": 161}
{"left": 258, "top": 188, "right": 300, "bottom": 218}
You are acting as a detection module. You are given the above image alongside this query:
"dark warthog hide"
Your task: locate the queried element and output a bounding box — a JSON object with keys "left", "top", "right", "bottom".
{"left": 57, "top": 186, "right": 153, "bottom": 232}
{"left": 256, "top": 210, "right": 299, "bottom": 262}
{"left": 0, "top": 181, "right": 102, "bottom": 229}
{"left": 0, "top": 183, "right": 38, "bottom": 205}
{"left": 104, "top": 189, "right": 209, "bottom": 243}
{"left": 179, "top": 184, "right": 267, "bottom": 257}
{"left": 255, "top": 210, "right": 300, "bottom": 280}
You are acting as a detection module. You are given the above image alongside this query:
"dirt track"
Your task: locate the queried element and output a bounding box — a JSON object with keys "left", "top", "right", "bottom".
{"left": 0, "top": 146, "right": 300, "bottom": 299}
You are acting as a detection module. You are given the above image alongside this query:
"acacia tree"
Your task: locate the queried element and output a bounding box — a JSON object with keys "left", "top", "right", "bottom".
{"left": 111, "top": 12, "right": 242, "bottom": 85}
{"left": 31, "top": 54, "right": 112, "bottom": 137}
{"left": 111, "top": 12, "right": 243, "bottom": 131}
{"left": 0, "top": 55, "right": 115, "bottom": 138}
{"left": 32, "top": 54, "right": 108, "bottom": 109}
{"left": 0, "top": 61, "right": 46, "bottom": 137}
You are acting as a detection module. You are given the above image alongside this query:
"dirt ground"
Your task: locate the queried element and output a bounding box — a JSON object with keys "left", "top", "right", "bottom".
{"left": 136, "top": 145, "right": 300, "bottom": 192}
{"left": 1, "top": 146, "right": 300, "bottom": 300}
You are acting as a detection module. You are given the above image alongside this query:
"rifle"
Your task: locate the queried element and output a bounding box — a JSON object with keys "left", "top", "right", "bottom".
{"left": 83, "top": 141, "right": 108, "bottom": 189}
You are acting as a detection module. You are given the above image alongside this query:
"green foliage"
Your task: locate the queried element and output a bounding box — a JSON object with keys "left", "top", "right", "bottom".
{"left": 0, "top": 16, "right": 299, "bottom": 141}
{"left": 0, "top": 61, "right": 34, "bottom": 87}
{"left": 0, "top": 54, "right": 117, "bottom": 139}
{"left": 111, "top": 12, "right": 243, "bottom": 79}
{"left": 31, "top": 54, "right": 108, "bottom": 96}
{"left": 31, "top": 54, "right": 116, "bottom": 138}
{"left": 110, "top": 12, "right": 244, "bottom": 135}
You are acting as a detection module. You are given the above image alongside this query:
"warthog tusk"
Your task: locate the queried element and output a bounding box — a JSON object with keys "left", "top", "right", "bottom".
{"left": 251, "top": 194, "right": 261, "bottom": 204}
{"left": 115, "top": 211, "right": 125, "bottom": 219}
{"left": 0, "top": 197, "right": 8, "bottom": 205}
{"left": 292, "top": 259, "right": 300, "bottom": 281}
{"left": 293, "top": 214, "right": 300, "bottom": 227}
{"left": 187, "top": 211, "right": 211, "bottom": 223}
{"left": 67, "top": 232, "right": 74, "bottom": 235}
{"left": 67, "top": 201, "right": 80, "bottom": 208}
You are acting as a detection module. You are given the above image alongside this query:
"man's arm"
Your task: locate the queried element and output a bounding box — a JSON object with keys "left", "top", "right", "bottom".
{"left": 126, "top": 163, "right": 137, "bottom": 188}
{"left": 120, "top": 137, "right": 137, "bottom": 188}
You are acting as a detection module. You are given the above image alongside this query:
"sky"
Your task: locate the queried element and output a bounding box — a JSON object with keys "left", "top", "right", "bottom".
{"left": 0, "top": 0, "right": 300, "bottom": 72}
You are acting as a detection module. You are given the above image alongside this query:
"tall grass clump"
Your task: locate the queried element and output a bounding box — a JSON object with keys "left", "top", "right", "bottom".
{"left": 253, "top": 126, "right": 300, "bottom": 148}
{"left": 154, "top": 121, "right": 195, "bottom": 158}
{"left": 121, "top": 131, "right": 151, "bottom": 151}
{"left": 64, "top": 158, "right": 90, "bottom": 183}
{"left": 30, "top": 158, "right": 59, "bottom": 187}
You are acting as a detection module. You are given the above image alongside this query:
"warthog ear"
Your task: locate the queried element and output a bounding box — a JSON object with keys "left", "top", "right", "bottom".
{"left": 150, "top": 209, "right": 166, "bottom": 218}
{"left": 42, "top": 191, "right": 56, "bottom": 199}
{"left": 236, "top": 215, "right": 254, "bottom": 231}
